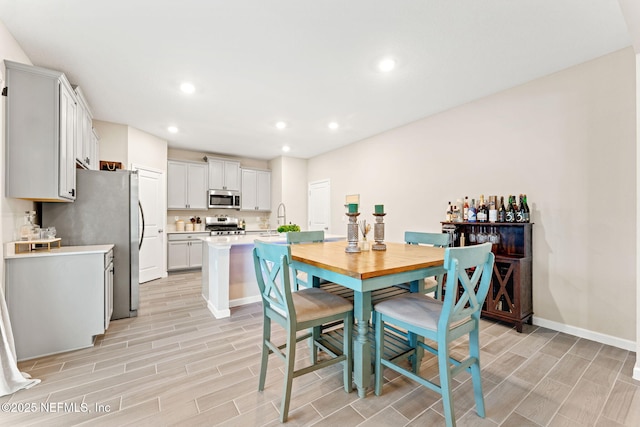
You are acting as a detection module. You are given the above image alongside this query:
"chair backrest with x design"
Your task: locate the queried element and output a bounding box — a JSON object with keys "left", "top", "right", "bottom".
{"left": 286, "top": 231, "right": 325, "bottom": 290}
{"left": 253, "top": 241, "right": 296, "bottom": 327}
{"left": 404, "top": 231, "right": 450, "bottom": 296}
{"left": 440, "top": 243, "right": 494, "bottom": 336}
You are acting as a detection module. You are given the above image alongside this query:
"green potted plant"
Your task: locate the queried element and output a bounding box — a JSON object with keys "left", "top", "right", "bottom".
{"left": 277, "top": 224, "right": 301, "bottom": 233}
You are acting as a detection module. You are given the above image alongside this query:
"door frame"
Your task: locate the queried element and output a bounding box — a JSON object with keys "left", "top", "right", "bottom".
{"left": 308, "top": 179, "right": 331, "bottom": 233}
{"left": 132, "top": 163, "right": 167, "bottom": 279}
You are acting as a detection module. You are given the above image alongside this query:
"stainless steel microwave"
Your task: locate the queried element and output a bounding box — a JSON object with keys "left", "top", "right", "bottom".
{"left": 208, "top": 189, "right": 241, "bottom": 209}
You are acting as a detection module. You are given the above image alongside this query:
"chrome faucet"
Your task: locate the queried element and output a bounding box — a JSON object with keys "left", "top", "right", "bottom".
{"left": 277, "top": 202, "right": 287, "bottom": 226}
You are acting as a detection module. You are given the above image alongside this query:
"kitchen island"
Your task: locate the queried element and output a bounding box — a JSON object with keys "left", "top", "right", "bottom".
{"left": 200, "top": 233, "right": 344, "bottom": 318}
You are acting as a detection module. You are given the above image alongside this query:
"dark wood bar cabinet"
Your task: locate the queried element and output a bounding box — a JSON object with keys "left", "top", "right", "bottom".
{"left": 441, "top": 222, "right": 533, "bottom": 332}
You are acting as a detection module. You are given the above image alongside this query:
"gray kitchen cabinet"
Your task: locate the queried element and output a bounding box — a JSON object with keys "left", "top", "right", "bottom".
{"left": 104, "top": 248, "right": 114, "bottom": 330}
{"left": 167, "top": 232, "right": 208, "bottom": 270}
{"left": 4, "top": 245, "right": 114, "bottom": 361}
{"left": 167, "top": 160, "right": 208, "bottom": 209}
{"left": 4, "top": 60, "right": 76, "bottom": 201}
{"left": 74, "top": 86, "right": 96, "bottom": 169}
{"left": 207, "top": 157, "right": 241, "bottom": 191}
{"left": 241, "top": 168, "right": 271, "bottom": 211}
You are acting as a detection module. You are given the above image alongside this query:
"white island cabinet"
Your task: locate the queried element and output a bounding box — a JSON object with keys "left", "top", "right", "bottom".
{"left": 4, "top": 245, "right": 114, "bottom": 361}
{"left": 201, "top": 234, "right": 344, "bottom": 318}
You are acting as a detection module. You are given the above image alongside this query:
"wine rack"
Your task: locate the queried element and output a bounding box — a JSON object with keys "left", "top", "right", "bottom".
{"left": 441, "top": 222, "right": 533, "bottom": 332}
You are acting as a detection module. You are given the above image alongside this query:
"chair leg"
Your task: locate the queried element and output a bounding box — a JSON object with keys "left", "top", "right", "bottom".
{"left": 258, "top": 318, "right": 271, "bottom": 391}
{"left": 408, "top": 332, "right": 425, "bottom": 373}
{"left": 469, "top": 327, "right": 486, "bottom": 418}
{"left": 280, "top": 326, "right": 296, "bottom": 423}
{"left": 437, "top": 338, "right": 456, "bottom": 427}
{"left": 310, "top": 325, "right": 320, "bottom": 364}
{"left": 374, "top": 312, "right": 384, "bottom": 396}
{"left": 343, "top": 312, "right": 353, "bottom": 393}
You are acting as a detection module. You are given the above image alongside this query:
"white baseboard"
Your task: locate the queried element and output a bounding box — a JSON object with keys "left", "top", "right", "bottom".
{"left": 230, "top": 295, "right": 262, "bottom": 307}
{"left": 201, "top": 296, "right": 231, "bottom": 319}
{"left": 532, "top": 316, "right": 636, "bottom": 351}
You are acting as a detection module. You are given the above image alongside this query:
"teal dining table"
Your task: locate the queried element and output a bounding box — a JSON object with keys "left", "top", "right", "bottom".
{"left": 290, "top": 240, "right": 446, "bottom": 398}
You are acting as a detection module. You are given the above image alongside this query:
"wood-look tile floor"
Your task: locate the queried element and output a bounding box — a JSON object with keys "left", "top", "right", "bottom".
{"left": 3, "top": 271, "right": 639, "bottom": 426}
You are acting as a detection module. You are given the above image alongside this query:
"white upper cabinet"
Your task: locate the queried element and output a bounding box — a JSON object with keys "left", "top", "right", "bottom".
{"left": 207, "top": 157, "right": 240, "bottom": 191}
{"left": 74, "top": 86, "right": 94, "bottom": 169}
{"left": 241, "top": 168, "right": 271, "bottom": 211}
{"left": 91, "top": 126, "right": 100, "bottom": 171}
{"left": 167, "top": 160, "right": 208, "bottom": 209}
{"left": 4, "top": 60, "right": 76, "bottom": 201}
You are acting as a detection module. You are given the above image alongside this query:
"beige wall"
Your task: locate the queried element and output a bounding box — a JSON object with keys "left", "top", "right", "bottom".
{"left": 167, "top": 148, "right": 268, "bottom": 170}
{"left": 308, "top": 47, "right": 637, "bottom": 345}
{"left": 93, "top": 120, "right": 128, "bottom": 168}
{"left": 281, "top": 156, "right": 308, "bottom": 229}
{"left": 128, "top": 127, "right": 168, "bottom": 172}
{"left": 268, "top": 156, "right": 310, "bottom": 230}
{"left": 617, "top": 0, "right": 640, "bottom": 381}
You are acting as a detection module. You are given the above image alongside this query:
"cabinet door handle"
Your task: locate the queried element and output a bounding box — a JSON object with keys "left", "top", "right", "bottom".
{"left": 158, "top": 229, "right": 164, "bottom": 233}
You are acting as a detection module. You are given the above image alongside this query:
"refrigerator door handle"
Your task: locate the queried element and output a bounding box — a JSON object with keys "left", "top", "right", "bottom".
{"left": 138, "top": 201, "right": 145, "bottom": 250}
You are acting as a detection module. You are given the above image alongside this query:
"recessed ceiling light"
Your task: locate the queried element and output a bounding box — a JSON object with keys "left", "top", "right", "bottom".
{"left": 275, "top": 121, "right": 287, "bottom": 130}
{"left": 180, "top": 82, "right": 195, "bottom": 94}
{"left": 328, "top": 122, "right": 339, "bottom": 130}
{"left": 282, "top": 145, "right": 291, "bottom": 152}
{"left": 168, "top": 126, "right": 179, "bottom": 133}
{"left": 378, "top": 57, "right": 396, "bottom": 72}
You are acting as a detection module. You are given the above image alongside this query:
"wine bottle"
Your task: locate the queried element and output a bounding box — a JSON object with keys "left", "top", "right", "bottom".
{"left": 463, "top": 196, "right": 469, "bottom": 221}
{"left": 498, "top": 196, "right": 507, "bottom": 222}
{"left": 446, "top": 201, "right": 452, "bottom": 222}
{"left": 488, "top": 196, "right": 497, "bottom": 223}
{"left": 523, "top": 194, "right": 530, "bottom": 222}
{"left": 516, "top": 194, "right": 525, "bottom": 223}
{"left": 477, "top": 195, "right": 487, "bottom": 222}
{"left": 454, "top": 199, "right": 462, "bottom": 222}
{"left": 468, "top": 198, "right": 477, "bottom": 222}
{"left": 498, "top": 196, "right": 506, "bottom": 222}
{"left": 505, "top": 195, "right": 515, "bottom": 222}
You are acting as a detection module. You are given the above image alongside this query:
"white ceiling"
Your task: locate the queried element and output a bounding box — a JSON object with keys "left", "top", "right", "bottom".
{"left": 0, "top": 1, "right": 632, "bottom": 160}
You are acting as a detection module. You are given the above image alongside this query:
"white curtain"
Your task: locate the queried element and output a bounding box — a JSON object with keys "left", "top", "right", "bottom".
{"left": 1, "top": 286, "right": 39, "bottom": 397}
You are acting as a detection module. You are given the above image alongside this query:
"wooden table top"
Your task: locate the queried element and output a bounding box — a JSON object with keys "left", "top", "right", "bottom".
{"left": 290, "top": 240, "right": 445, "bottom": 280}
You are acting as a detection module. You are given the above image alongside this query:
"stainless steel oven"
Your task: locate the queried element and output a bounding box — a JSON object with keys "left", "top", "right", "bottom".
{"left": 208, "top": 189, "right": 240, "bottom": 209}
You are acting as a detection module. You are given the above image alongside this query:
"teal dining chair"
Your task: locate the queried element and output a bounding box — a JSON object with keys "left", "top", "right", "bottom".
{"left": 387, "top": 231, "right": 451, "bottom": 370}
{"left": 373, "top": 242, "right": 495, "bottom": 427}
{"left": 404, "top": 231, "right": 451, "bottom": 298}
{"left": 287, "top": 230, "right": 356, "bottom": 300}
{"left": 253, "top": 240, "right": 353, "bottom": 423}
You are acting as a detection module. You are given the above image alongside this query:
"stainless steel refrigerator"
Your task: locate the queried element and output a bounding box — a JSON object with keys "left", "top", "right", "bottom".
{"left": 41, "top": 169, "right": 140, "bottom": 319}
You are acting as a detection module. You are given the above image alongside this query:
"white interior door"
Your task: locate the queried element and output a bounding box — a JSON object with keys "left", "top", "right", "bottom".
{"left": 308, "top": 180, "right": 330, "bottom": 232}
{"left": 136, "top": 165, "right": 164, "bottom": 283}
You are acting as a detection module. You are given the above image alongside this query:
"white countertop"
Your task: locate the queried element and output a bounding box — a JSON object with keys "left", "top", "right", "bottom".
{"left": 200, "top": 233, "right": 345, "bottom": 246}
{"left": 166, "top": 230, "right": 209, "bottom": 234}
{"left": 4, "top": 244, "right": 114, "bottom": 259}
